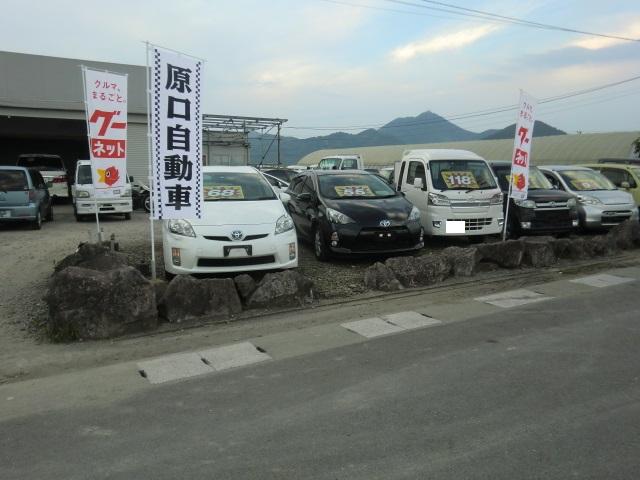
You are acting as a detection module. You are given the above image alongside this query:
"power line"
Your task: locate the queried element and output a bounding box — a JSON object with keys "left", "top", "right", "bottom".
{"left": 284, "top": 74, "right": 640, "bottom": 131}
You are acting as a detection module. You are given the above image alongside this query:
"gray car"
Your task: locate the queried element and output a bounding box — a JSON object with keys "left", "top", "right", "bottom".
{"left": 539, "top": 165, "right": 638, "bottom": 230}
{"left": 0, "top": 166, "right": 53, "bottom": 229}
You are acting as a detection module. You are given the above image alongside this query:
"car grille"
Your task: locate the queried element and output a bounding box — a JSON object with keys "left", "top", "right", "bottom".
{"left": 533, "top": 209, "right": 573, "bottom": 228}
{"left": 601, "top": 211, "right": 632, "bottom": 225}
{"left": 197, "top": 255, "right": 276, "bottom": 267}
{"left": 448, "top": 218, "right": 493, "bottom": 231}
{"left": 535, "top": 201, "right": 569, "bottom": 209}
{"left": 203, "top": 234, "right": 269, "bottom": 241}
{"left": 353, "top": 227, "right": 417, "bottom": 251}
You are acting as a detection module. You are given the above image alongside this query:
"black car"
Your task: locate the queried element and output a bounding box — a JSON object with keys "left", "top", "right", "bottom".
{"left": 286, "top": 170, "right": 424, "bottom": 260}
{"left": 489, "top": 161, "right": 578, "bottom": 238}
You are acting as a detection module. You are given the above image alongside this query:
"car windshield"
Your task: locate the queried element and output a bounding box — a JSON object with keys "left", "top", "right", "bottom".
{"left": 17, "top": 156, "right": 64, "bottom": 170}
{"left": 429, "top": 160, "right": 497, "bottom": 190}
{"left": 559, "top": 170, "right": 616, "bottom": 191}
{"left": 318, "top": 173, "right": 396, "bottom": 200}
{"left": 203, "top": 171, "right": 277, "bottom": 201}
{"left": 0, "top": 170, "right": 28, "bottom": 191}
{"left": 77, "top": 165, "right": 93, "bottom": 185}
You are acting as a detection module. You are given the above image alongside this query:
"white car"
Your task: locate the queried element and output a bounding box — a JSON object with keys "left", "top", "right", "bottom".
{"left": 17, "top": 154, "right": 70, "bottom": 199}
{"left": 162, "top": 166, "right": 298, "bottom": 276}
{"left": 72, "top": 160, "right": 133, "bottom": 221}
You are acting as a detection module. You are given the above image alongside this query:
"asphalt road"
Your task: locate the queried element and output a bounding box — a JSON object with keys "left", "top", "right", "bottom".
{"left": 2, "top": 282, "right": 639, "bottom": 479}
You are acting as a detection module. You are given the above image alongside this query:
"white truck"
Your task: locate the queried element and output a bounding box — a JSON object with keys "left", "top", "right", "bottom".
{"left": 317, "top": 154, "right": 364, "bottom": 171}
{"left": 72, "top": 160, "right": 133, "bottom": 221}
{"left": 395, "top": 149, "right": 504, "bottom": 237}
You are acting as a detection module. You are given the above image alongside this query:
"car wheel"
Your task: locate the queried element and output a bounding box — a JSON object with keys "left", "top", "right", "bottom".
{"left": 45, "top": 204, "right": 53, "bottom": 222}
{"left": 124, "top": 212, "right": 132, "bottom": 220}
{"left": 31, "top": 211, "right": 42, "bottom": 230}
{"left": 313, "top": 226, "right": 330, "bottom": 261}
{"left": 143, "top": 194, "right": 151, "bottom": 213}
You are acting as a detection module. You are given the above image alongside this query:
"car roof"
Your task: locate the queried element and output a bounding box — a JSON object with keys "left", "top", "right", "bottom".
{"left": 0, "top": 166, "right": 30, "bottom": 172}
{"left": 311, "top": 169, "right": 372, "bottom": 176}
{"left": 202, "top": 166, "right": 259, "bottom": 173}
{"left": 488, "top": 161, "right": 510, "bottom": 167}
{"left": 582, "top": 163, "right": 635, "bottom": 169}
{"left": 402, "top": 149, "right": 485, "bottom": 161}
{"left": 539, "top": 165, "right": 594, "bottom": 171}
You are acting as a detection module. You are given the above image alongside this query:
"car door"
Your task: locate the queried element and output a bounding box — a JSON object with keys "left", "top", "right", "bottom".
{"left": 402, "top": 160, "right": 429, "bottom": 220}
{"left": 294, "top": 176, "right": 317, "bottom": 239}
{"left": 29, "top": 170, "right": 47, "bottom": 214}
{"left": 286, "top": 176, "right": 307, "bottom": 232}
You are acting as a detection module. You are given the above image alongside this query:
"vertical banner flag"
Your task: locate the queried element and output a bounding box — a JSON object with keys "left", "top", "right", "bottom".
{"left": 150, "top": 47, "right": 203, "bottom": 219}
{"left": 83, "top": 69, "right": 128, "bottom": 198}
{"left": 509, "top": 90, "right": 538, "bottom": 200}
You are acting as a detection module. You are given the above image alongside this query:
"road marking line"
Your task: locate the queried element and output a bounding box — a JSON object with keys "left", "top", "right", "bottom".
{"left": 137, "top": 352, "right": 212, "bottom": 385}
{"left": 474, "top": 289, "right": 553, "bottom": 308}
{"left": 199, "top": 342, "right": 271, "bottom": 372}
{"left": 341, "top": 318, "right": 405, "bottom": 338}
{"left": 383, "top": 311, "right": 442, "bottom": 329}
{"left": 569, "top": 274, "right": 634, "bottom": 288}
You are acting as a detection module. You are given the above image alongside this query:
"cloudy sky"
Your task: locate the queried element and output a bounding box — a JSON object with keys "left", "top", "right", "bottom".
{"left": 1, "top": 0, "right": 639, "bottom": 137}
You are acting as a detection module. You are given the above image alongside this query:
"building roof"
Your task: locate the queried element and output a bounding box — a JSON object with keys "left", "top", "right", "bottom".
{"left": 297, "top": 131, "right": 640, "bottom": 167}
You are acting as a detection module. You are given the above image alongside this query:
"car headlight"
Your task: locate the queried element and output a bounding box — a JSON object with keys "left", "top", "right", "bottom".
{"left": 76, "top": 190, "right": 90, "bottom": 198}
{"left": 566, "top": 198, "right": 577, "bottom": 208}
{"left": 275, "top": 214, "right": 294, "bottom": 234}
{"left": 490, "top": 192, "right": 504, "bottom": 205}
{"left": 408, "top": 206, "right": 421, "bottom": 222}
{"left": 577, "top": 195, "right": 601, "bottom": 205}
{"left": 121, "top": 187, "right": 132, "bottom": 197}
{"left": 326, "top": 207, "right": 355, "bottom": 224}
{"left": 514, "top": 199, "right": 536, "bottom": 209}
{"left": 168, "top": 219, "right": 196, "bottom": 237}
{"left": 428, "top": 193, "right": 450, "bottom": 206}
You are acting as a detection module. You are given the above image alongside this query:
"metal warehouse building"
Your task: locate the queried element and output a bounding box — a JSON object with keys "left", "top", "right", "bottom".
{"left": 0, "top": 50, "right": 285, "bottom": 181}
{"left": 297, "top": 131, "right": 640, "bottom": 168}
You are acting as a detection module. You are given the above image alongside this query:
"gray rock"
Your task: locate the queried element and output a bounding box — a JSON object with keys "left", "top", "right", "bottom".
{"left": 161, "top": 275, "right": 242, "bottom": 323}
{"left": 441, "top": 246, "right": 480, "bottom": 277}
{"left": 46, "top": 266, "right": 157, "bottom": 341}
{"left": 584, "top": 235, "right": 617, "bottom": 257}
{"left": 152, "top": 280, "right": 169, "bottom": 320}
{"left": 234, "top": 274, "right": 257, "bottom": 301}
{"left": 550, "top": 238, "right": 572, "bottom": 258}
{"left": 247, "top": 270, "right": 314, "bottom": 308}
{"left": 564, "top": 238, "right": 589, "bottom": 260}
{"left": 363, "top": 262, "right": 403, "bottom": 291}
{"left": 521, "top": 237, "right": 557, "bottom": 267}
{"left": 607, "top": 220, "right": 640, "bottom": 250}
{"left": 477, "top": 240, "right": 524, "bottom": 268}
{"left": 54, "top": 242, "right": 129, "bottom": 274}
{"left": 385, "top": 254, "right": 450, "bottom": 287}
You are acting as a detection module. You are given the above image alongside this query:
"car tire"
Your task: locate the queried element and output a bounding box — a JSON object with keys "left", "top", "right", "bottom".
{"left": 313, "top": 225, "right": 330, "bottom": 261}
{"left": 31, "top": 211, "right": 42, "bottom": 230}
{"left": 45, "top": 204, "right": 53, "bottom": 222}
{"left": 143, "top": 194, "right": 151, "bottom": 213}
{"left": 124, "top": 212, "right": 132, "bottom": 220}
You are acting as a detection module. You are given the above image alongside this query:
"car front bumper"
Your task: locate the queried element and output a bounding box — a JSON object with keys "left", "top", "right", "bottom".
{"left": 325, "top": 221, "right": 424, "bottom": 255}
{"left": 579, "top": 204, "right": 639, "bottom": 229}
{"left": 163, "top": 226, "right": 298, "bottom": 274}
{"left": 424, "top": 210, "right": 503, "bottom": 236}
{"left": 76, "top": 199, "right": 133, "bottom": 215}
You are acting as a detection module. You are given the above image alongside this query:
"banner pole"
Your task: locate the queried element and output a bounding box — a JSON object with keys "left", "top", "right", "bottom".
{"left": 502, "top": 169, "right": 514, "bottom": 242}
{"left": 146, "top": 42, "right": 157, "bottom": 281}
{"left": 80, "top": 65, "right": 102, "bottom": 243}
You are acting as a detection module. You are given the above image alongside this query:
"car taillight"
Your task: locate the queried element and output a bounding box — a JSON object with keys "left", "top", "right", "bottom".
{"left": 28, "top": 189, "right": 36, "bottom": 201}
{"left": 53, "top": 175, "right": 67, "bottom": 183}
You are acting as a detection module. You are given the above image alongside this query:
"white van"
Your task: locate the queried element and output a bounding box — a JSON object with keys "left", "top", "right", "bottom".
{"left": 317, "top": 155, "right": 363, "bottom": 171}
{"left": 72, "top": 160, "right": 133, "bottom": 221}
{"left": 396, "top": 149, "right": 504, "bottom": 237}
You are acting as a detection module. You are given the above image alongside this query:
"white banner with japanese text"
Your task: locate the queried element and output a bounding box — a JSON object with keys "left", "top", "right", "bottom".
{"left": 83, "top": 68, "right": 128, "bottom": 198}
{"left": 509, "top": 90, "right": 537, "bottom": 200}
{"left": 150, "top": 47, "right": 203, "bottom": 219}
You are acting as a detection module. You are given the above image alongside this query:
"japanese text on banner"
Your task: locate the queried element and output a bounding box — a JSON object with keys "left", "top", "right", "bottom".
{"left": 83, "top": 68, "right": 128, "bottom": 198}
{"left": 509, "top": 90, "right": 537, "bottom": 200}
{"left": 150, "top": 47, "right": 203, "bottom": 220}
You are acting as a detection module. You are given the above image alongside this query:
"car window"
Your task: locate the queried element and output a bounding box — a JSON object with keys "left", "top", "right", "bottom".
{"left": 301, "top": 177, "right": 315, "bottom": 195}
{"left": 341, "top": 158, "right": 358, "bottom": 169}
{"left": 30, "top": 170, "right": 45, "bottom": 189}
{"left": 559, "top": 170, "right": 616, "bottom": 191}
{"left": 429, "top": 160, "right": 497, "bottom": 190}
{"left": 289, "top": 176, "right": 305, "bottom": 195}
{"left": 77, "top": 165, "right": 93, "bottom": 185}
{"left": 202, "top": 171, "right": 277, "bottom": 201}
{"left": 17, "top": 156, "right": 64, "bottom": 171}
{"left": 319, "top": 158, "right": 341, "bottom": 170}
{"left": 492, "top": 166, "right": 511, "bottom": 192}
{"left": 318, "top": 173, "right": 396, "bottom": 200}
{"left": 600, "top": 168, "right": 625, "bottom": 187}
{"left": 542, "top": 172, "right": 561, "bottom": 189}
{"left": 406, "top": 161, "right": 426, "bottom": 187}
{"left": 0, "top": 169, "right": 29, "bottom": 191}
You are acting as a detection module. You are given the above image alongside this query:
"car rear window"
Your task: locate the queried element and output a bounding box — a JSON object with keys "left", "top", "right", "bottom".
{"left": 0, "top": 170, "right": 28, "bottom": 191}
{"left": 17, "top": 156, "right": 64, "bottom": 170}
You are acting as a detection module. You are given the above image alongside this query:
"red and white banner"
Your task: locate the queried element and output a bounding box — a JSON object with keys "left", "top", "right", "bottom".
{"left": 150, "top": 46, "right": 203, "bottom": 220}
{"left": 509, "top": 90, "right": 537, "bottom": 200}
{"left": 83, "top": 68, "right": 128, "bottom": 198}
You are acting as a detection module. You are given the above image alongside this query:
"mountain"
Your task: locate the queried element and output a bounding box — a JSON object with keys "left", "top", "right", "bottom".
{"left": 481, "top": 121, "right": 566, "bottom": 140}
{"left": 248, "top": 112, "right": 565, "bottom": 165}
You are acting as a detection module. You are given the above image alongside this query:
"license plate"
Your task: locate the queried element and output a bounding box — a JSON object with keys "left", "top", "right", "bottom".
{"left": 228, "top": 248, "right": 249, "bottom": 258}
{"left": 0, "top": 210, "right": 10, "bottom": 218}
{"left": 446, "top": 220, "right": 466, "bottom": 234}
{"left": 224, "top": 245, "right": 252, "bottom": 257}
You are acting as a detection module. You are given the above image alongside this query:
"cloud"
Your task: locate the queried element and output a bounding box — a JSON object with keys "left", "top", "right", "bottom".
{"left": 568, "top": 20, "right": 640, "bottom": 50}
{"left": 390, "top": 25, "right": 499, "bottom": 62}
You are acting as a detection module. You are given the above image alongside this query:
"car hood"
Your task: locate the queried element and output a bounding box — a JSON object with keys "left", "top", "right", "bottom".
{"left": 526, "top": 189, "right": 575, "bottom": 202}
{"left": 323, "top": 196, "right": 413, "bottom": 226}
{"left": 191, "top": 199, "right": 285, "bottom": 227}
{"left": 575, "top": 189, "right": 635, "bottom": 205}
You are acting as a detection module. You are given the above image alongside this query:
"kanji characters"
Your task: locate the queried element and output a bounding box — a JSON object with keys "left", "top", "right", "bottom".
{"left": 165, "top": 64, "right": 192, "bottom": 93}
{"left": 167, "top": 124, "right": 190, "bottom": 151}
{"left": 165, "top": 184, "right": 192, "bottom": 210}
{"left": 163, "top": 154, "right": 193, "bottom": 181}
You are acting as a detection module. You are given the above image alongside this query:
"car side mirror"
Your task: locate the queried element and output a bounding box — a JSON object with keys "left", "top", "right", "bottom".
{"left": 279, "top": 191, "right": 291, "bottom": 203}
{"left": 129, "top": 175, "right": 134, "bottom": 182}
{"left": 413, "top": 178, "right": 423, "bottom": 189}
{"left": 620, "top": 181, "right": 630, "bottom": 189}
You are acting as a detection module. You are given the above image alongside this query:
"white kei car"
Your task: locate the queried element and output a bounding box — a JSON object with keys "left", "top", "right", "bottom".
{"left": 162, "top": 166, "right": 298, "bottom": 276}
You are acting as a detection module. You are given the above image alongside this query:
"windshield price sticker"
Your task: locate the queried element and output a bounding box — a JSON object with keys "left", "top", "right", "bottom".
{"left": 441, "top": 171, "right": 479, "bottom": 189}
{"left": 564, "top": 174, "right": 598, "bottom": 190}
{"left": 334, "top": 185, "right": 374, "bottom": 197}
{"left": 204, "top": 185, "right": 244, "bottom": 200}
